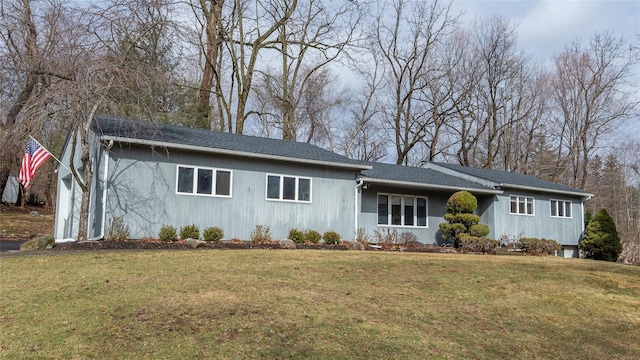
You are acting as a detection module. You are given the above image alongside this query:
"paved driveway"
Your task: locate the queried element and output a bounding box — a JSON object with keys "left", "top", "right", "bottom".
{"left": 0, "top": 241, "right": 26, "bottom": 252}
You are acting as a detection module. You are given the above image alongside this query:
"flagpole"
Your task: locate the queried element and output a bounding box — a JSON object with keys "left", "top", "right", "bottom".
{"left": 28, "top": 135, "right": 72, "bottom": 173}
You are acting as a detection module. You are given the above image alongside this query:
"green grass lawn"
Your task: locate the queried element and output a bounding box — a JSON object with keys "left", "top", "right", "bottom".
{"left": 1, "top": 250, "right": 639, "bottom": 359}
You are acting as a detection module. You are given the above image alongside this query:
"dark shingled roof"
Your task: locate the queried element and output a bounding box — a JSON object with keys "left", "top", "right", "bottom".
{"left": 362, "top": 162, "right": 497, "bottom": 192}
{"left": 432, "top": 162, "right": 590, "bottom": 195}
{"left": 91, "top": 115, "right": 588, "bottom": 196}
{"left": 93, "top": 114, "right": 370, "bottom": 169}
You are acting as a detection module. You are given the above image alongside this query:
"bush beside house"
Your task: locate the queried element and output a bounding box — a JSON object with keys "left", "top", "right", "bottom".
{"left": 439, "top": 191, "right": 495, "bottom": 252}
{"left": 579, "top": 209, "right": 622, "bottom": 261}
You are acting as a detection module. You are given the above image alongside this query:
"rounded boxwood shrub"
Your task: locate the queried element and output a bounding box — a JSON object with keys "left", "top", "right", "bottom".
{"left": 288, "top": 228, "right": 305, "bottom": 244}
{"left": 304, "top": 229, "right": 322, "bottom": 244}
{"left": 446, "top": 191, "right": 478, "bottom": 214}
{"left": 203, "top": 226, "right": 224, "bottom": 242}
{"left": 180, "top": 224, "right": 200, "bottom": 240}
{"left": 159, "top": 225, "right": 178, "bottom": 242}
{"left": 323, "top": 231, "right": 341, "bottom": 244}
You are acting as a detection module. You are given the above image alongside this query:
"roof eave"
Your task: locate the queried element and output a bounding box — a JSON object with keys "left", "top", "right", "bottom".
{"left": 359, "top": 177, "right": 502, "bottom": 194}
{"left": 100, "top": 135, "right": 372, "bottom": 170}
{"left": 500, "top": 183, "right": 593, "bottom": 198}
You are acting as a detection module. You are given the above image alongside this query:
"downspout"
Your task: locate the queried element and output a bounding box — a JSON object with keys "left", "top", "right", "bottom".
{"left": 88, "top": 140, "right": 113, "bottom": 241}
{"left": 577, "top": 194, "right": 593, "bottom": 257}
{"left": 355, "top": 178, "right": 364, "bottom": 236}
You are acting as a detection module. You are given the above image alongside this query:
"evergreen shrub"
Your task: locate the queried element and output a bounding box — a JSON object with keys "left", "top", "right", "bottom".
{"left": 304, "top": 229, "right": 322, "bottom": 244}
{"left": 20, "top": 235, "right": 55, "bottom": 251}
{"left": 579, "top": 209, "right": 621, "bottom": 261}
{"left": 203, "top": 227, "right": 224, "bottom": 242}
{"left": 159, "top": 225, "right": 177, "bottom": 242}
{"left": 288, "top": 228, "right": 305, "bottom": 243}
{"left": 180, "top": 224, "right": 200, "bottom": 240}
{"left": 323, "top": 231, "right": 341, "bottom": 244}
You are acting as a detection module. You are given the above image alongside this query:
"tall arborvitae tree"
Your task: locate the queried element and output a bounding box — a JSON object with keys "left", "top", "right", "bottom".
{"left": 579, "top": 209, "right": 622, "bottom": 262}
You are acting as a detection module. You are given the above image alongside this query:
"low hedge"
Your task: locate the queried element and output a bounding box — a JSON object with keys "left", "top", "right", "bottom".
{"left": 458, "top": 235, "right": 500, "bottom": 254}
{"left": 518, "top": 237, "right": 561, "bottom": 256}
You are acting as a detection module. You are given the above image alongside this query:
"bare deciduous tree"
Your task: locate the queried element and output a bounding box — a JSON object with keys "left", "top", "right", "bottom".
{"left": 371, "top": 0, "right": 457, "bottom": 165}
{"left": 551, "top": 32, "right": 639, "bottom": 189}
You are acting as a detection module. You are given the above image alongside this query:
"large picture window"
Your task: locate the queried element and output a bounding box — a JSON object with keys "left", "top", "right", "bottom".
{"left": 266, "top": 174, "right": 312, "bottom": 202}
{"left": 551, "top": 199, "right": 572, "bottom": 218}
{"left": 510, "top": 195, "right": 534, "bottom": 215}
{"left": 377, "top": 193, "right": 427, "bottom": 227}
{"left": 177, "top": 165, "right": 232, "bottom": 197}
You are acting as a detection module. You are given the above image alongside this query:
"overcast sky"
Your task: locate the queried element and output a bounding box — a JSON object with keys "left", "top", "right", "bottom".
{"left": 451, "top": 0, "right": 639, "bottom": 61}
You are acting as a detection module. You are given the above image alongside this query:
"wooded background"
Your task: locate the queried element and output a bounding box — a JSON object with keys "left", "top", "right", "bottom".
{"left": 1, "top": 0, "right": 638, "bottom": 261}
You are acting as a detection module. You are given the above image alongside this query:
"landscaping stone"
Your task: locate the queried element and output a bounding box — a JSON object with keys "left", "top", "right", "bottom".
{"left": 185, "top": 238, "right": 205, "bottom": 248}
{"left": 346, "top": 241, "right": 365, "bottom": 250}
{"left": 279, "top": 239, "right": 296, "bottom": 249}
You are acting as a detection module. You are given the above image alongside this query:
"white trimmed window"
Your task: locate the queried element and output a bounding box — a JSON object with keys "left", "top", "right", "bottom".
{"left": 551, "top": 199, "right": 572, "bottom": 218}
{"left": 510, "top": 195, "right": 534, "bottom": 215}
{"left": 377, "top": 193, "right": 428, "bottom": 227}
{"left": 266, "top": 174, "right": 312, "bottom": 202}
{"left": 176, "top": 165, "right": 232, "bottom": 197}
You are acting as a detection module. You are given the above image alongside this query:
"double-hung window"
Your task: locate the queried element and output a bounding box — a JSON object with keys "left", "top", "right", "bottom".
{"left": 266, "top": 174, "right": 311, "bottom": 202}
{"left": 550, "top": 199, "right": 572, "bottom": 218}
{"left": 177, "top": 165, "right": 232, "bottom": 197}
{"left": 377, "top": 193, "right": 427, "bottom": 227}
{"left": 510, "top": 195, "right": 534, "bottom": 215}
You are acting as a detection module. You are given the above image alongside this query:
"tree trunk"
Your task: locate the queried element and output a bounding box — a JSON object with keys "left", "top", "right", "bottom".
{"left": 76, "top": 135, "right": 94, "bottom": 241}
{"left": 197, "top": 0, "right": 224, "bottom": 130}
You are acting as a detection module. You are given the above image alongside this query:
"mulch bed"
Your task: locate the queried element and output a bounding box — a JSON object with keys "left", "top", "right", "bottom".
{"left": 50, "top": 239, "right": 452, "bottom": 253}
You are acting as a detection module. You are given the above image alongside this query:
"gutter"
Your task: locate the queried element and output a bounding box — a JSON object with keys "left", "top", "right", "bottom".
{"left": 88, "top": 140, "right": 114, "bottom": 241}
{"left": 358, "top": 177, "right": 502, "bottom": 195}
{"left": 100, "top": 135, "right": 372, "bottom": 171}
{"left": 354, "top": 179, "right": 364, "bottom": 235}
{"left": 501, "top": 183, "right": 593, "bottom": 199}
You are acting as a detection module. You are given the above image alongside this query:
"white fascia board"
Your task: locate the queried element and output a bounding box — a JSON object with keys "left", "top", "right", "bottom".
{"left": 359, "top": 177, "right": 502, "bottom": 195}
{"left": 101, "top": 135, "right": 373, "bottom": 171}
{"left": 500, "top": 183, "right": 593, "bottom": 199}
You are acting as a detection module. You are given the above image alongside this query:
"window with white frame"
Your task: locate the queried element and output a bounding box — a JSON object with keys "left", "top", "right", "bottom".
{"left": 176, "top": 165, "right": 232, "bottom": 196}
{"left": 377, "top": 193, "right": 427, "bottom": 227}
{"left": 550, "top": 199, "right": 572, "bottom": 218}
{"left": 266, "top": 174, "right": 311, "bottom": 202}
{"left": 510, "top": 195, "right": 534, "bottom": 215}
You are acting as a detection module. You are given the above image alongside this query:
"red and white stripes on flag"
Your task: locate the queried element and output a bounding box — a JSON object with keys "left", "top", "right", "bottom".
{"left": 18, "top": 138, "right": 52, "bottom": 189}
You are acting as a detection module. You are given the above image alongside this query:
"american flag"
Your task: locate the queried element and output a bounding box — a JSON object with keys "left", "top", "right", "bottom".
{"left": 19, "top": 138, "right": 52, "bottom": 189}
